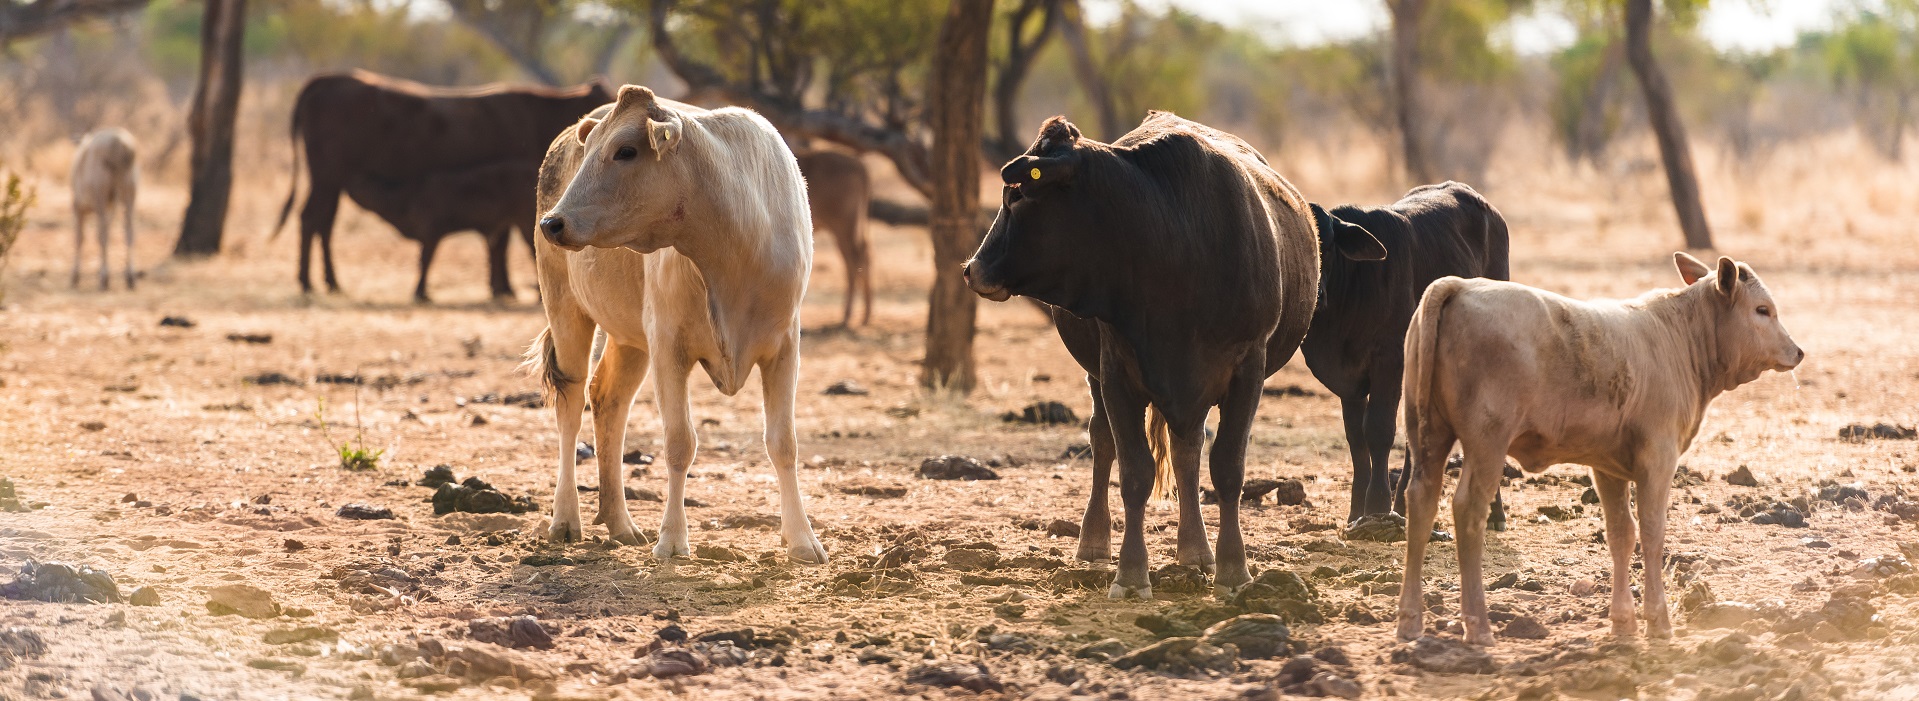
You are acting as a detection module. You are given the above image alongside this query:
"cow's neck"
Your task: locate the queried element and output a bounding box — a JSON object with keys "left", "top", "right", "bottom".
{"left": 1640, "top": 283, "right": 1730, "bottom": 420}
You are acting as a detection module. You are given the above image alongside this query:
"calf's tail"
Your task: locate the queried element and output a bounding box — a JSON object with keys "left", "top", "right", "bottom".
{"left": 1401, "top": 277, "right": 1464, "bottom": 490}
{"left": 1146, "top": 406, "right": 1176, "bottom": 501}
{"left": 520, "top": 326, "right": 573, "bottom": 399}
{"left": 269, "top": 96, "right": 307, "bottom": 242}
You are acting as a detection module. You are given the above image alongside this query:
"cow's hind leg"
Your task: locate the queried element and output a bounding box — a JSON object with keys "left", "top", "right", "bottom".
{"left": 120, "top": 193, "right": 136, "bottom": 289}
{"left": 1453, "top": 446, "right": 1505, "bottom": 646}
{"left": 762, "top": 337, "right": 827, "bottom": 563}
{"left": 1077, "top": 377, "right": 1116, "bottom": 563}
{"left": 71, "top": 207, "right": 87, "bottom": 289}
{"left": 588, "top": 342, "right": 649, "bottom": 546}
{"left": 543, "top": 313, "right": 596, "bottom": 543}
{"left": 94, "top": 204, "right": 111, "bottom": 290}
{"left": 1362, "top": 371, "right": 1402, "bottom": 518}
{"left": 413, "top": 237, "right": 440, "bottom": 304}
{"left": 1207, "top": 352, "right": 1264, "bottom": 595}
{"left": 1594, "top": 471, "right": 1640, "bottom": 637}
{"left": 651, "top": 354, "right": 697, "bottom": 560}
{"left": 1397, "top": 426, "right": 1454, "bottom": 641}
{"left": 298, "top": 185, "right": 341, "bottom": 294}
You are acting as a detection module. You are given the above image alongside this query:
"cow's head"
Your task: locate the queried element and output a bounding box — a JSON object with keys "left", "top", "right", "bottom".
{"left": 539, "top": 85, "right": 689, "bottom": 252}
{"left": 963, "top": 116, "right": 1093, "bottom": 307}
{"left": 1675, "top": 252, "right": 1804, "bottom": 384}
{"left": 1308, "top": 203, "right": 1388, "bottom": 266}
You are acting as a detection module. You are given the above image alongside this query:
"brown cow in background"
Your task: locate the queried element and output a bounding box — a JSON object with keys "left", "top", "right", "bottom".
{"left": 794, "top": 149, "right": 873, "bottom": 326}
{"left": 273, "top": 70, "right": 610, "bottom": 301}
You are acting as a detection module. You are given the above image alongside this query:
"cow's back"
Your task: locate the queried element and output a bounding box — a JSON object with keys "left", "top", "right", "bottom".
{"left": 1399, "top": 181, "right": 1509, "bottom": 287}
{"left": 71, "top": 129, "right": 137, "bottom": 208}
{"left": 297, "top": 71, "right": 603, "bottom": 182}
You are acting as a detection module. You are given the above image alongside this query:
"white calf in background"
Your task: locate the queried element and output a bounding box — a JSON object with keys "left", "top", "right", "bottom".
{"left": 70, "top": 128, "right": 138, "bottom": 290}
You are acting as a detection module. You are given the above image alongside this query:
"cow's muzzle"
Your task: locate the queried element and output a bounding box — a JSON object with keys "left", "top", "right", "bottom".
{"left": 962, "top": 260, "right": 1011, "bottom": 302}
{"left": 540, "top": 215, "right": 586, "bottom": 251}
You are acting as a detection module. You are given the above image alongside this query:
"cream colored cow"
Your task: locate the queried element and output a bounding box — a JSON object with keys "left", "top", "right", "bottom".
{"left": 70, "top": 128, "right": 138, "bottom": 290}
{"left": 523, "top": 86, "right": 826, "bottom": 563}
{"left": 1397, "top": 253, "right": 1803, "bottom": 645}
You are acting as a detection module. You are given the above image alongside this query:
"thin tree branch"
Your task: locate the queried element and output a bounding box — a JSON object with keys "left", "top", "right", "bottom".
{"left": 0, "top": 0, "right": 147, "bottom": 44}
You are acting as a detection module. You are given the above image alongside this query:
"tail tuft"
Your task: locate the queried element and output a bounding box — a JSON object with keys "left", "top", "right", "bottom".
{"left": 1147, "top": 407, "right": 1177, "bottom": 501}
{"left": 520, "top": 327, "right": 574, "bottom": 399}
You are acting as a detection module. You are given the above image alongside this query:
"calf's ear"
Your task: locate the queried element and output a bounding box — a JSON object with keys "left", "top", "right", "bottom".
{"left": 1332, "top": 218, "right": 1386, "bottom": 261}
{"left": 1000, "top": 152, "right": 1077, "bottom": 188}
{"left": 574, "top": 118, "right": 600, "bottom": 145}
{"left": 647, "top": 117, "right": 680, "bottom": 160}
{"left": 1674, "top": 251, "right": 1711, "bottom": 285}
{"left": 1715, "top": 256, "right": 1738, "bottom": 296}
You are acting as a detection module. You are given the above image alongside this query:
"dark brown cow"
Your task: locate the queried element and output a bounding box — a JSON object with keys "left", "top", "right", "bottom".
{"left": 342, "top": 159, "right": 539, "bottom": 302}
{"left": 273, "top": 70, "right": 610, "bottom": 301}
{"left": 794, "top": 149, "right": 873, "bottom": 327}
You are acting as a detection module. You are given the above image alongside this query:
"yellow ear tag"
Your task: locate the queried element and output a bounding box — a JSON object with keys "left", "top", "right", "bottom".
{"left": 658, "top": 127, "right": 669, "bottom": 142}
{"left": 1030, "top": 167, "right": 1041, "bottom": 181}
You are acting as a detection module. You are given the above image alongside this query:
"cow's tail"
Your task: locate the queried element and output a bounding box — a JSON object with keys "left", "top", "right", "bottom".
{"left": 1146, "top": 406, "right": 1177, "bottom": 501}
{"left": 269, "top": 91, "right": 308, "bottom": 242}
{"left": 520, "top": 326, "right": 573, "bottom": 400}
{"left": 1402, "top": 277, "right": 1465, "bottom": 492}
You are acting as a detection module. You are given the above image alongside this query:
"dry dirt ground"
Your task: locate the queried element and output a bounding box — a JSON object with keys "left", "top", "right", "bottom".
{"left": 1, "top": 134, "right": 1919, "bottom": 701}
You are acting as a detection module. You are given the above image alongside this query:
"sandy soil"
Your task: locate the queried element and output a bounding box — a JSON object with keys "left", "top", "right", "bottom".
{"left": 1, "top": 132, "right": 1918, "bottom": 701}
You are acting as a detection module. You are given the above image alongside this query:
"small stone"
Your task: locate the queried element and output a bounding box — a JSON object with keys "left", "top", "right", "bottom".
{"left": 1002, "top": 401, "right": 1077, "bottom": 425}
{"left": 335, "top": 503, "right": 394, "bottom": 520}
{"left": 1308, "top": 672, "right": 1364, "bottom": 699}
{"left": 468, "top": 616, "right": 555, "bottom": 650}
{"left": 1392, "top": 635, "right": 1495, "bottom": 674}
{"left": 822, "top": 380, "right": 869, "bottom": 396}
{"left": 622, "top": 450, "right": 655, "bottom": 466}
{"left": 1111, "top": 637, "right": 1237, "bottom": 675}
{"left": 1074, "top": 638, "right": 1129, "bottom": 661}
{"left": 206, "top": 585, "right": 280, "bottom": 619}
{"left": 1344, "top": 512, "right": 1406, "bottom": 542}
{"left": 283, "top": 539, "right": 305, "bottom": 553}
{"left": 263, "top": 626, "right": 338, "bottom": 645}
{"left": 904, "top": 661, "right": 1002, "bottom": 692}
{"left": 0, "top": 561, "right": 122, "bottom": 604}
{"left": 1044, "top": 519, "right": 1080, "bottom": 538}
{"left": 1570, "top": 579, "right": 1599, "bottom": 596}
{"left": 159, "top": 315, "right": 196, "bottom": 328}
{"left": 1499, "top": 615, "right": 1549, "bottom": 639}
{"left": 395, "top": 660, "right": 435, "bottom": 679}
{"left": 918, "top": 455, "right": 999, "bottom": 481}
{"left": 1725, "top": 465, "right": 1760, "bottom": 487}
{"left": 246, "top": 658, "right": 305, "bottom": 674}
{"left": 1201, "top": 614, "right": 1290, "bottom": 659}
{"left": 944, "top": 549, "right": 1000, "bottom": 570}
{"left": 127, "top": 586, "right": 160, "bottom": 607}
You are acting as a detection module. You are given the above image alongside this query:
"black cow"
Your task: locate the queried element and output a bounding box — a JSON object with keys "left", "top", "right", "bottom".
{"left": 964, "top": 113, "right": 1385, "bottom": 598}
{"left": 1303, "top": 181, "right": 1511, "bottom": 526}
{"left": 341, "top": 159, "right": 540, "bottom": 303}
{"left": 273, "top": 70, "right": 611, "bottom": 301}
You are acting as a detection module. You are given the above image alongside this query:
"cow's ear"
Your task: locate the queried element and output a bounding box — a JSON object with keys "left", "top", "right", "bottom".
{"left": 1331, "top": 218, "right": 1385, "bottom": 261}
{"left": 574, "top": 118, "right": 600, "bottom": 145}
{"left": 1715, "top": 256, "right": 1739, "bottom": 296}
{"left": 1674, "top": 251, "right": 1711, "bottom": 285}
{"left": 647, "top": 117, "right": 681, "bottom": 160}
{"left": 1001, "top": 152, "right": 1077, "bottom": 189}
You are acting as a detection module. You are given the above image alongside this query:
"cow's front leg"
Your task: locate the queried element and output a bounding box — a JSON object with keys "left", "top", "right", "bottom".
{"left": 1593, "top": 472, "right": 1639, "bottom": 637}
{"left": 588, "top": 342, "right": 649, "bottom": 546}
{"left": 1169, "top": 415, "right": 1212, "bottom": 575}
{"left": 651, "top": 356, "right": 697, "bottom": 560}
{"left": 1101, "top": 375, "right": 1157, "bottom": 599}
{"left": 1207, "top": 352, "right": 1264, "bottom": 596}
{"left": 1077, "top": 377, "right": 1115, "bottom": 562}
{"left": 761, "top": 338, "right": 827, "bottom": 564}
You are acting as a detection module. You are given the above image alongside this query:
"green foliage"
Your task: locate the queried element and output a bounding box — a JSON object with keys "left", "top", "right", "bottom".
{"left": 1089, "top": 3, "right": 1221, "bottom": 121}
{"left": 0, "top": 164, "right": 33, "bottom": 306}
{"left": 338, "top": 443, "right": 383, "bottom": 472}
{"left": 313, "top": 397, "right": 383, "bottom": 472}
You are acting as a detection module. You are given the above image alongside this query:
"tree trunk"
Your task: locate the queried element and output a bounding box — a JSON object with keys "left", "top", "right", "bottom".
{"left": 1571, "top": 38, "right": 1624, "bottom": 166}
{"left": 1058, "top": 0, "right": 1120, "bottom": 141}
{"left": 1624, "top": 0, "right": 1712, "bottom": 250}
{"left": 1388, "top": 0, "right": 1433, "bottom": 184}
{"left": 174, "top": 0, "right": 246, "bottom": 257}
{"left": 920, "top": 0, "right": 994, "bottom": 393}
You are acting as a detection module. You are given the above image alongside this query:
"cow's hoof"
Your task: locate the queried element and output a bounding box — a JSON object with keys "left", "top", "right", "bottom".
{"left": 785, "top": 535, "right": 829, "bottom": 565}
{"left": 547, "top": 519, "right": 582, "bottom": 544}
{"left": 1108, "top": 582, "right": 1153, "bottom": 600}
{"left": 1465, "top": 626, "right": 1496, "bottom": 647}
{"left": 652, "top": 535, "right": 691, "bottom": 560}
{"left": 1611, "top": 619, "right": 1639, "bottom": 638}
{"left": 1395, "top": 614, "right": 1423, "bottom": 641}
{"left": 606, "top": 527, "right": 645, "bottom": 547}
{"left": 1487, "top": 516, "right": 1508, "bottom": 532}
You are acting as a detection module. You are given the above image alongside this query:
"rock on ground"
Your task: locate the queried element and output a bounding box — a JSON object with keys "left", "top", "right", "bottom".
{"left": 206, "top": 585, "right": 280, "bottom": 619}
{"left": 1111, "top": 637, "right": 1238, "bottom": 676}
{"left": 1393, "top": 635, "right": 1495, "bottom": 674}
{"left": 918, "top": 455, "right": 1000, "bottom": 481}
{"left": 904, "top": 661, "right": 1002, "bottom": 692}
{"left": 1725, "top": 465, "right": 1760, "bottom": 487}
{"left": 1345, "top": 513, "right": 1406, "bottom": 543}
{"left": 1201, "top": 614, "right": 1290, "bottom": 659}
{"left": 467, "top": 616, "right": 555, "bottom": 650}
{"left": 0, "top": 561, "right": 122, "bottom": 604}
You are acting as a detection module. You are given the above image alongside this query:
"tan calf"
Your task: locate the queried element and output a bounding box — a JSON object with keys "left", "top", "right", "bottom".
{"left": 524, "top": 86, "right": 826, "bottom": 564}
{"left": 70, "top": 129, "right": 138, "bottom": 290}
{"left": 1397, "top": 253, "right": 1803, "bottom": 645}
{"left": 795, "top": 149, "right": 873, "bottom": 327}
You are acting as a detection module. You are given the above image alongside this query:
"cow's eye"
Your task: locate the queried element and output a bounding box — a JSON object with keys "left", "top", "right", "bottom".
{"left": 1756, "top": 305, "right": 1771, "bottom": 318}
{"left": 614, "top": 146, "right": 638, "bottom": 161}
